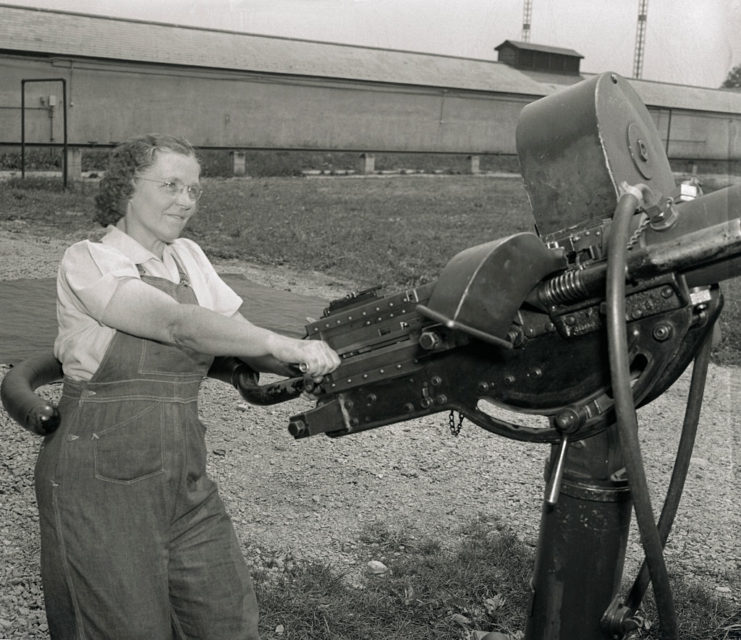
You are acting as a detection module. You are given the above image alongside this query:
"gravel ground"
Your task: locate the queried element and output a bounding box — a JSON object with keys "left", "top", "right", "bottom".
{"left": 0, "top": 227, "right": 738, "bottom": 638}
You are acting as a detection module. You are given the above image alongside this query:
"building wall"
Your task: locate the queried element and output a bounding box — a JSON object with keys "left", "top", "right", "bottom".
{"left": 0, "top": 54, "right": 528, "bottom": 154}
{"left": 1, "top": 52, "right": 739, "bottom": 161}
{"left": 651, "top": 108, "right": 741, "bottom": 160}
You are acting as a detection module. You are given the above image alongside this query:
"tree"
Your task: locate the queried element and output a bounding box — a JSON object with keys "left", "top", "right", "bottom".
{"left": 721, "top": 63, "right": 741, "bottom": 88}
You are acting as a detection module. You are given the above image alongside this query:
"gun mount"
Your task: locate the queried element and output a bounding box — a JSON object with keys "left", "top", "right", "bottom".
{"left": 3, "top": 72, "right": 740, "bottom": 639}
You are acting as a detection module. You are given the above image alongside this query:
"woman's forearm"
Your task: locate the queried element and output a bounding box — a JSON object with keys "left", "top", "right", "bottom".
{"left": 170, "top": 304, "right": 300, "bottom": 362}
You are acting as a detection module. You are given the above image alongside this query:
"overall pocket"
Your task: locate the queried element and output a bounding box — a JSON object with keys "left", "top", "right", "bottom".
{"left": 93, "top": 403, "right": 165, "bottom": 484}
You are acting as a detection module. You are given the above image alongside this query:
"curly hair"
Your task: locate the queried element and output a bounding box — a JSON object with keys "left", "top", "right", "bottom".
{"left": 94, "top": 133, "right": 199, "bottom": 226}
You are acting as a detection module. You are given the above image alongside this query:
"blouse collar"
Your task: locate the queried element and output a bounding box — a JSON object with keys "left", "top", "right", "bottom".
{"left": 102, "top": 225, "right": 169, "bottom": 265}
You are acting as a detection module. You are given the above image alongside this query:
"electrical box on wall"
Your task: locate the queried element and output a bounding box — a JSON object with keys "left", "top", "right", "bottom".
{"left": 48, "top": 95, "right": 57, "bottom": 107}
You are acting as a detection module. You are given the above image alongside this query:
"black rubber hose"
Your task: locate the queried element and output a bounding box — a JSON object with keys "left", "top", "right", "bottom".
{"left": 625, "top": 327, "right": 713, "bottom": 611}
{"left": 606, "top": 188, "right": 677, "bottom": 639}
{"left": 0, "top": 353, "right": 63, "bottom": 435}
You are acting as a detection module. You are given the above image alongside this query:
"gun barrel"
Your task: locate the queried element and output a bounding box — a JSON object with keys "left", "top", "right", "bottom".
{"left": 534, "top": 184, "right": 741, "bottom": 308}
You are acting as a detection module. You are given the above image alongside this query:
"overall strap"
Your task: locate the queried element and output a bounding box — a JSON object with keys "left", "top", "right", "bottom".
{"left": 136, "top": 252, "right": 190, "bottom": 286}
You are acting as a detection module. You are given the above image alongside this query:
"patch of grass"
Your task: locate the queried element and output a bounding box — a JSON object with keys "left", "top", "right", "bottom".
{"left": 4, "top": 176, "right": 70, "bottom": 192}
{"left": 188, "top": 176, "right": 535, "bottom": 287}
{"left": 255, "top": 515, "right": 532, "bottom": 639}
{"left": 715, "top": 279, "right": 741, "bottom": 367}
{"left": 632, "top": 576, "right": 741, "bottom": 639}
{"left": 254, "top": 515, "right": 740, "bottom": 639}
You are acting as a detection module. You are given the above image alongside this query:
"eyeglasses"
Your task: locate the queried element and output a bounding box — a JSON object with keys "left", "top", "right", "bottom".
{"left": 136, "top": 176, "right": 204, "bottom": 202}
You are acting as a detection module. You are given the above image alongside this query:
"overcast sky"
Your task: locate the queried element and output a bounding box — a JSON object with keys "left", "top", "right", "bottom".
{"left": 8, "top": 0, "right": 741, "bottom": 88}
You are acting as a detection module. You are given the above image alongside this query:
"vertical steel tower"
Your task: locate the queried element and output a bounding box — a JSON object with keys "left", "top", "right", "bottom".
{"left": 633, "top": 0, "right": 649, "bottom": 78}
{"left": 522, "top": 0, "right": 533, "bottom": 42}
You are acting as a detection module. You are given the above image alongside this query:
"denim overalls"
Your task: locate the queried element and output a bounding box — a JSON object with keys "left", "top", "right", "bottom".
{"left": 35, "top": 262, "right": 259, "bottom": 639}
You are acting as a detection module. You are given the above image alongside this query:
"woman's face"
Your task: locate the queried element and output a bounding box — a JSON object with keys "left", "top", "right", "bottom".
{"left": 123, "top": 150, "right": 201, "bottom": 255}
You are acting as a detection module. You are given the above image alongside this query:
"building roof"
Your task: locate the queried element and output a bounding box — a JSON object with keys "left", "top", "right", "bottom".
{"left": 2, "top": 4, "right": 740, "bottom": 116}
{"left": 494, "top": 40, "right": 584, "bottom": 59}
{"left": 0, "top": 4, "right": 546, "bottom": 97}
{"left": 628, "top": 76, "right": 741, "bottom": 115}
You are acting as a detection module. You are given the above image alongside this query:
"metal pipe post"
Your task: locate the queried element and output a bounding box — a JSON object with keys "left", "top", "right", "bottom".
{"left": 525, "top": 427, "right": 632, "bottom": 639}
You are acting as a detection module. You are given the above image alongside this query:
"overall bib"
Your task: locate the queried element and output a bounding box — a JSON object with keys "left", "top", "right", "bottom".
{"left": 35, "top": 264, "right": 259, "bottom": 640}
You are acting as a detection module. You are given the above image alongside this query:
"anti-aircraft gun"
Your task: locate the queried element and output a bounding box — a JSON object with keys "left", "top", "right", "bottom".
{"left": 3, "top": 72, "right": 740, "bottom": 639}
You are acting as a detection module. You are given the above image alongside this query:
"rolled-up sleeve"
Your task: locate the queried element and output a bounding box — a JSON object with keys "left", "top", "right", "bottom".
{"left": 59, "top": 241, "right": 141, "bottom": 320}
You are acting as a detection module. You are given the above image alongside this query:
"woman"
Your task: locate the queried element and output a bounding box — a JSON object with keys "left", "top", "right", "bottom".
{"left": 35, "top": 133, "right": 341, "bottom": 639}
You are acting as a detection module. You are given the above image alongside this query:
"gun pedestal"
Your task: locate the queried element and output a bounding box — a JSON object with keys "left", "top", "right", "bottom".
{"left": 526, "top": 428, "right": 632, "bottom": 639}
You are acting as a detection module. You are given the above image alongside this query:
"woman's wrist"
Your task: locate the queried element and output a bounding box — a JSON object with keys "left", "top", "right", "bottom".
{"left": 265, "top": 332, "right": 300, "bottom": 364}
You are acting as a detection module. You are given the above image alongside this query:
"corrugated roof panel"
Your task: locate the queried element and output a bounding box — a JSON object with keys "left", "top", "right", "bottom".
{"left": 630, "top": 77, "right": 741, "bottom": 114}
{"left": 0, "top": 4, "right": 547, "bottom": 96}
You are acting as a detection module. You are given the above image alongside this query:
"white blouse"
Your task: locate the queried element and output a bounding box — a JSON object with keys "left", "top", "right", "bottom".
{"left": 55, "top": 225, "right": 243, "bottom": 380}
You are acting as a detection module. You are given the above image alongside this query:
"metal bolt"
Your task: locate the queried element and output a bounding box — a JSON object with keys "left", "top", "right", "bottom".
{"left": 478, "top": 381, "right": 490, "bottom": 393}
{"left": 661, "top": 286, "right": 673, "bottom": 299}
{"left": 404, "top": 403, "right": 415, "bottom": 412}
{"left": 419, "top": 331, "right": 441, "bottom": 350}
{"left": 637, "top": 139, "right": 649, "bottom": 161}
{"left": 288, "top": 419, "right": 306, "bottom": 437}
{"left": 366, "top": 393, "right": 377, "bottom": 404}
{"left": 555, "top": 408, "right": 582, "bottom": 433}
{"left": 652, "top": 323, "right": 673, "bottom": 342}
{"left": 504, "top": 375, "right": 515, "bottom": 385}
{"left": 431, "top": 376, "right": 442, "bottom": 386}
{"left": 436, "top": 394, "right": 447, "bottom": 405}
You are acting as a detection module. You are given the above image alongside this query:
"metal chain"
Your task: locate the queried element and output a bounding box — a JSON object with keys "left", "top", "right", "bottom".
{"left": 448, "top": 410, "right": 464, "bottom": 437}
{"left": 626, "top": 213, "right": 650, "bottom": 250}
